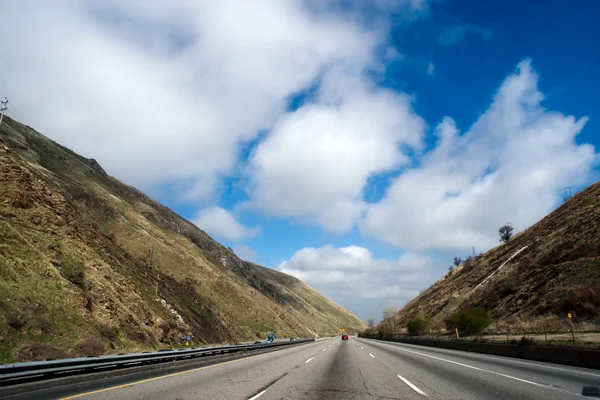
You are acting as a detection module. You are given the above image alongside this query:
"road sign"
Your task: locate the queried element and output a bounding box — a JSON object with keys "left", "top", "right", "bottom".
{"left": 339, "top": 328, "right": 344, "bottom": 332}
{"left": 186, "top": 336, "right": 191, "bottom": 341}
{"left": 568, "top": 313, "right": 572, "bottom": 319}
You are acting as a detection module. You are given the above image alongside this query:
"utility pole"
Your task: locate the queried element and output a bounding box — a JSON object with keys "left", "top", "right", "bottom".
{"left": 472, "top": 246, "right": 476, "bottom": 257}
{"left": 0, "top": 97, "right": 8, "bottom": 128}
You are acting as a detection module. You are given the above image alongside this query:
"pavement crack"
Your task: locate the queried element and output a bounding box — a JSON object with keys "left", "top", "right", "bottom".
{"left": 358, "top": 367, "right": 374, "bottom": 397}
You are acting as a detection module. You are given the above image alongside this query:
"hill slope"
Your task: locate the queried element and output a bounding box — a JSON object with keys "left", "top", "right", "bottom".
{"left": 388, "top": 181, "right": 600, "bottom": 329}
{"left": 0, "top": 116, "right": 364, "bottom": 363}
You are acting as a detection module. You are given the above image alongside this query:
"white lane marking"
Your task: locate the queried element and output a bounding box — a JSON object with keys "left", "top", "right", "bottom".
{"left": 248, "top": 390, "right": 266, "bottom": 400}
{"left": 361, "top": 347, "right": 364, "bottom": 350}
{"left": 322, "top": 348, "right": 327, "bottom": 352}
{"left": 372, "top": 340, "right": 600, "bottom": 379}
{"left": 369, "top": 353, "right": 375, "bottom": 358}
{"left": 378, "top": 344, "right": 551, "bottom": 389}
{"left": 397, "top": 375, "right": 427, "bottom": 396}
{"left": 305, "top": 357, "right": 314, "bottom": 363}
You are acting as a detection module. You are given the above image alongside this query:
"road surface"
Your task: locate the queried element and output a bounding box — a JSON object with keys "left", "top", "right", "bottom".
{"left": 3, "top": 337, "right": 599, "bottom": 399}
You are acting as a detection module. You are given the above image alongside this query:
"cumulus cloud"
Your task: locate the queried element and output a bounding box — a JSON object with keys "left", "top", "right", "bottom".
{"left": 279, "top": 245, "right": 433, "bottom": 320}
{"left": 248, "top": 71, "right": 425, "bottom": 233}
{"left": 0, "top": 0, "right": 382, "bottom": 201}
{"left": 362, "top": 60, "right": 597, "bottom": 252}
{"left": 193, "top": 206, "right": 259, "bottom": 242}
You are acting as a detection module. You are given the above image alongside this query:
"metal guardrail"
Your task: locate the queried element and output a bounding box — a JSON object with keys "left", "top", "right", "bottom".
{"left": 0, "top": 338, "right": 315, "bottom": 386}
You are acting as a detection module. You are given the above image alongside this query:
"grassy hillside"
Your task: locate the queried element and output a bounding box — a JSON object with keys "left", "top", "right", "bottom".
{"left": 387, "top": 180, "right": 600, "bottom": 330}
{"left": 0, "top": 116, "right": 364, "bottom": 363}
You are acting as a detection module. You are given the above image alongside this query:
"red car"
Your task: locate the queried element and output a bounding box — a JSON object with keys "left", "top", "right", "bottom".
{"left": 341, "top": 335, "right": 349, "bottom": 340}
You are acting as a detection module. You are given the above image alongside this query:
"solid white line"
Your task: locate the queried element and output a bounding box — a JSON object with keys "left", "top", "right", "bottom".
{"left": 397, "top": 375, "right": 427, "bottom": 396}
{"left": 378, "top": 344, "right": 549, "bottom": 388}
{"left": 248, "top": 390, "right": 266, "bottom": 400}
{"left": 369, "top": 353, "right": 375, "bottom": 358}
{"left": 305, "top": 357, "right": 314, "bottom": 363}
{"left": 362, "top": 339, "right": 600, "bottom": 378}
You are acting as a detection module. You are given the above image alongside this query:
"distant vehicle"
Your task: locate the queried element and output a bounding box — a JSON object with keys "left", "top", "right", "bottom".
{"left": 254, "top": 341, "right": 261, "bottom": 344}
{"left": 341, "top": 335, "right": 348, "bottom": 340}
{"left": 289, "top": 337, "right": 296, "bottom": 341}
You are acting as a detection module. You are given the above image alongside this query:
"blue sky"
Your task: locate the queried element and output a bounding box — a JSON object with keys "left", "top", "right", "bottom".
{"left": 2, "top": 0, "right": 599, "bottom": 321}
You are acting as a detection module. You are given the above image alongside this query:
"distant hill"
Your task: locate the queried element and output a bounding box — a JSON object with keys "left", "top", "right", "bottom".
{"left": 386, "top": 180, "right": 600, "bottom": 330}
{"left": 0, "top": 115, "right": 364, "bottom": 363}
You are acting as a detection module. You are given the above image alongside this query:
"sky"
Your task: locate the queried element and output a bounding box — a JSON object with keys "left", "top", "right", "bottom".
{"left": 1, "top": 0, "right": 599, "bottom": 322}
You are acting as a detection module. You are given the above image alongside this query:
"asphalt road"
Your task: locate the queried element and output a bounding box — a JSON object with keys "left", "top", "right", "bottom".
{"left": 3, "top": 337, "right": 600, "bottom": 399}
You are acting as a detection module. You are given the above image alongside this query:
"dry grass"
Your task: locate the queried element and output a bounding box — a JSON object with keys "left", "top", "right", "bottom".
{"left": 0, "top": 116, "right": 365, "bottom": 363}
{"left": 390, "top": 179, "right": 600, "bottom": 332}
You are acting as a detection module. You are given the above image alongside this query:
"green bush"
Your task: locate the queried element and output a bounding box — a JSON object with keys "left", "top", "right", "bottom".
{"left": 406, "top": 317, "right": 432, "bottom": 336}
{"left": 61, "top": 257, "right": 85, "bottom": 287}
{"left": 445, "top": 307, "right": 491, "bottom": 336}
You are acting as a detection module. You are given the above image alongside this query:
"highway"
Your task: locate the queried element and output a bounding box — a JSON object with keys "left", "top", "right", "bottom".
{"left": 3, "top": 337, "right": 599, "bottom": 399}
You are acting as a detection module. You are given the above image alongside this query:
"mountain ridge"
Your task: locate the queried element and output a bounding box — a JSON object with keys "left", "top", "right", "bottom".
{"left": 0, "top": 115, "right": 364, "bottom": 363}
{"left": 384, "top": 179, "right": 600, "bottom": 331}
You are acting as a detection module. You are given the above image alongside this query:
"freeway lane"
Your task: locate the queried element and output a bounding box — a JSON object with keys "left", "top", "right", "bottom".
{"left": 355, "top": 337, "right": 600, "bottom": 399}
{"left": 4, "top": 336, "right": 600, "bottom": 399}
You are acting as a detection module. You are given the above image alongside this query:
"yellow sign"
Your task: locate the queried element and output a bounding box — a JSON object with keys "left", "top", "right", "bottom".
{"left": 567, "top": 313, "right": 572, "bottom": 319}
{"left": 339, "top": 328, "right": 345, "bottom": 332}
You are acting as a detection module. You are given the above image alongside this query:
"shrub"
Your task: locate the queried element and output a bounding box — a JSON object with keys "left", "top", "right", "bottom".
{"left": 562, "top": 283, "right": 600, "bottom": 319}
{"left": 73, "top": 338, "right": 106, "bottom": 357}
{"left": 407, "top": 317, "right": 432, "bottom": 336}
{"left": 517, "top": 336, "right": 535, "bottom": 346}
{"left": 60, "top": 257, "right": 85, "bottom": 287}
{"left": 36, "top": 318, "right": 52, "bottom": 334}
{"left": 445, "top": 307, "right": 492, "bottom": 336}
{"left": 8, "top": 315, "right": 24, "bottom": 331}
{"left": 96, "top": 323, "right": 119, "bottom": 343}
{"left": 17, "top": 343, "right": 70, "bottom": 361}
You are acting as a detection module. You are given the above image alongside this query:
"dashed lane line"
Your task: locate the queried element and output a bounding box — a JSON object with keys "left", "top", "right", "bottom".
{"left": 248, "top": 390, "right": 266, "bottom": 400}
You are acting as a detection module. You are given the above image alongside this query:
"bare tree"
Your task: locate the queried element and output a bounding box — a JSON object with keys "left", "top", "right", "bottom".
{"left": 367, "top": 318, "right": 376, "bottom": 329}
{"left": 498, "top": 223, "right": 514, "bottom": 243}
{"left": 448, "top": 266, "right": 454, "bottom": 274}
{"left": 453, "top": 257, "right": 462, "bottom": 267}
{"left": 382, "top": 307, "right": 398, "bottom": 320}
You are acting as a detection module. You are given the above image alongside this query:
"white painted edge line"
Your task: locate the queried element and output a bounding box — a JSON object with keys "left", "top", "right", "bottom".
{"left": 397, "top": 375, "right": 427, "bottom": 396}
{"left": 370, "top": 340, "right": 600, "bottom": 378}
{"left": 361, "top": 347, "right": 364, "bottom": 350}
{"left": 322, "top": 348, "right": 327, "bottom": 352}
{"left": 369, "top": 353, "right": 375, "bottom": 358}
{"left": 380, "top": 344, "right": 553, "bottom": 389}
{"left": 248, "top": 389, "right": 266, "bottom": 400}
{"left": 305, "top": 357, "right": 314, "bottom": 363}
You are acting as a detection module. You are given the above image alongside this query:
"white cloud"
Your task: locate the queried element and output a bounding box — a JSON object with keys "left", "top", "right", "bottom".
{"left": 233, "top": 245, "right": 258, "bottom": 262}
{"left": 362, "top": 60, "right": 597, "bottom": 252}
{"left": 248, "top": 71, "right": 425, "bottom": 233}
{"left": 427, "top": 61, "right": 435, "bottom": 76}
{"left": 193, "top": 206, "right": 259, "bottom": 242}
{"left": 279, "top": 245, "right": 433, "bottom": 320}
{"left": 0, "top": 0, "right": 382, "bottom": 202}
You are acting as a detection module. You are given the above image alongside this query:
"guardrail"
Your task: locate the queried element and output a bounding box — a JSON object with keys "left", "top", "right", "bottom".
{"left": 0, "top": 338, "right": 315, "bottom": 387}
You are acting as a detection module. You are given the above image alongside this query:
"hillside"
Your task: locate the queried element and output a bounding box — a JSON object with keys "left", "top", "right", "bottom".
{"left": 0, "top": 115, "right": 365, "bottom": 363}
{"left": 387, "top": 181, "right": 600, "bottom": 330}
